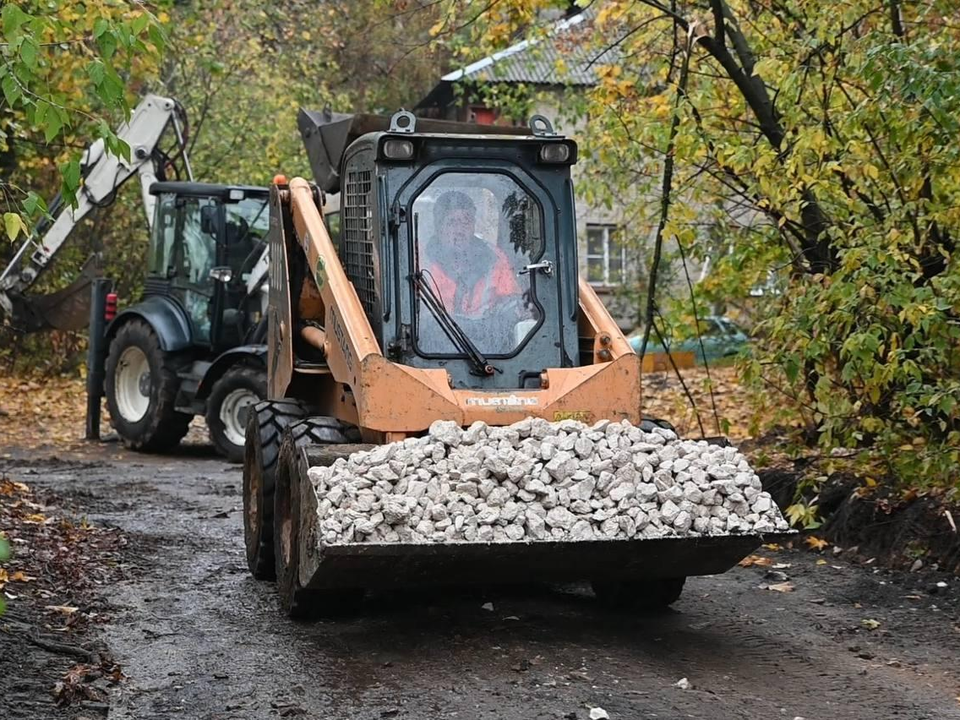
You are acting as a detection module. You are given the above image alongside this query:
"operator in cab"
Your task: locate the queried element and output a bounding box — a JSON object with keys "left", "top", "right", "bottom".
{"left": 422, "top": 190, "right": 522, "bottom": 319}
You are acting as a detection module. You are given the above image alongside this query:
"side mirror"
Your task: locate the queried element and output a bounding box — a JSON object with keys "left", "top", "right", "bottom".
{"left": 200, "top": 205, "right": 218, "bottom": 236}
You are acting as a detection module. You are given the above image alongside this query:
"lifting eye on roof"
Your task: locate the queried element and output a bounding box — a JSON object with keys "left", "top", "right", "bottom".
{"left": 389, "top": 109, "right": 417, "bottom": 134}
{"left": 529, "top": 114, "right": 557, "bottom": 137}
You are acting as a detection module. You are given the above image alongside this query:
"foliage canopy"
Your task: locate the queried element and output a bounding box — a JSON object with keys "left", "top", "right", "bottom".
{"left": 444, "top": 0, "right": 960, "bottom": 484}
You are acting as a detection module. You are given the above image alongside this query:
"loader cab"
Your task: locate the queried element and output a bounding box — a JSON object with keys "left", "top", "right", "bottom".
{"left": 147, "top": 182, "right": 269, "bottom": 351}
{"left": 336, "top": 116, "right": 580, "bottom": 390}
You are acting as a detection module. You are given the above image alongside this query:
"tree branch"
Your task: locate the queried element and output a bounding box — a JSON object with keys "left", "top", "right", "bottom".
{"left": 710, "top": 0, "right": 726, "bottom": 46}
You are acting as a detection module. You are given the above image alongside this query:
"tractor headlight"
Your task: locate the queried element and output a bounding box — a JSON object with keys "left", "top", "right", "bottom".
{"left": 539, "top": 143, "right": 571, "bottom": 163}
{"left": 382, "top": 139, "right": 415, "bottom": 161}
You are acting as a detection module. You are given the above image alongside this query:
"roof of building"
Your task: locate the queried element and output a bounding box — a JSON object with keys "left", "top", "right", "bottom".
{"left": 417, "top": 10, "right": 610, "bottom": 109}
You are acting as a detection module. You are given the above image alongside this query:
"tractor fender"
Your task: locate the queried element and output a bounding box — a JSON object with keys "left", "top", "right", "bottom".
{"left": 105, "top": 295, "right": 193, "bottom": 352}
{"left": 195, "top": 344, "right": 267, "bottom": 400}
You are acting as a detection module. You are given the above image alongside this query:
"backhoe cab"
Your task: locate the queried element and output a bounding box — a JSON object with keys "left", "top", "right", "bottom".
{"left": 103, "top": 182, "right": 271, "bottom": 461}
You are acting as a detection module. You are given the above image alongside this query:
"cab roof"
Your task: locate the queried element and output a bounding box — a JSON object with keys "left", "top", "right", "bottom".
{"left": 149, "top": 182, "right": 268, "bottom": 199}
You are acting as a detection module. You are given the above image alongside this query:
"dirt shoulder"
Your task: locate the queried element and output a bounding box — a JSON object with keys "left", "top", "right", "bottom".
{"left": 0, "top": 462, "right": 129, "bottom": 719}
{"left": 1, "top": 445, "right": 958, "bottom": 720}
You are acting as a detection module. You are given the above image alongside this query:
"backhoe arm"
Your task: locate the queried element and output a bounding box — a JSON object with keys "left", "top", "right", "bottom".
{"left": 0, "top": 94, "right": 189, "bottom": 328}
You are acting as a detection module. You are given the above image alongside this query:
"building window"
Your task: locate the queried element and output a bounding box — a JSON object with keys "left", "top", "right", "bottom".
{"left": 586, "top": 224, "right": 625, "bottom": 286}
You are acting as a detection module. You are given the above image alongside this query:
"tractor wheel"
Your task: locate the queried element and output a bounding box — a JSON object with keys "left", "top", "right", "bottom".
{"left": 591, "top": 577, "right": 686, "bottom": 611}
{"left": 206, "top": 366, "right": 266, "bottom": 463}
{"left": 243, "top": 400, "right": 307, "bottom": 580}
{"left": 104, "top": 319, "right": 191, "bottom": 452}
{"left": 273, "top": 424, "right": 362, "bottom": 620}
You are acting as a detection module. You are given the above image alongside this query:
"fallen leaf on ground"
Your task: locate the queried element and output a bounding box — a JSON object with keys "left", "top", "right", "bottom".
{"left": 861, "top": 619, "right": 881, "bottom": 630}
{"left": 805, "top": 536, "right": 829, "bottom": 551}
{"left": 45, "top": 605, "right": 79, "bottom": 614}
{"left": 739, "top": 554, "right": 773, "bottom": 567}
{"left": 765, "top": 582, "right": 795, "bottom": 593}
{"left": 10, "top": 570, "right": 34, "bottom": 582}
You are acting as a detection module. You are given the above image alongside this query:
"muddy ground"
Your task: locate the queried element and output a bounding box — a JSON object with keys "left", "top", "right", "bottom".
{"left": 2, "top": 441, "right": 959, "bottom": 720}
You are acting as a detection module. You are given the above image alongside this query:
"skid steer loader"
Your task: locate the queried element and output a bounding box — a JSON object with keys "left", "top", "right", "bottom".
{"left": 243, "top": 109, "right": 786, "bottom": 617}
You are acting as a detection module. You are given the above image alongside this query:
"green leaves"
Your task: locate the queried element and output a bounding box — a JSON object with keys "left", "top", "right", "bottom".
{"left": 452, "top": 0, "right": 960, "bottom": 487}
{"left": 22, "top": 192, "right": 47, "bottom": 219}
{"left": 3, "top": 212, "right": 27, "bottom": 242}
{"left": 1, "top": 4, "right": 31, "bottom": 40}
{"left": 1, "top": 2, "right": 165, "bottom": 227}
{"left": 19, "top": 36, "right": 38, "bottom": 69}
{"left": 59, "top": 160, "right": 81, "bottom": 196}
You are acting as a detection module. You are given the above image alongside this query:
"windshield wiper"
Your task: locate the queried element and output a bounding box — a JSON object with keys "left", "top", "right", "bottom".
{"left": 411, "top": 213, "right": 496, "bottom": 377}
{"left": 411, "top": 271, "right": 495, "bottom": 376}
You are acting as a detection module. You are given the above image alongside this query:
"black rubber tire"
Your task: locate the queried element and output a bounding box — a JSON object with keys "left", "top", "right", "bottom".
{"left": 273, "top": 425, "right": 362, "bottom": 620}
{"left": 243, "top": 400, "right": 308, "bottom": 580}
{"left": 206, "top": 365, "right": 267, "bottom": 463}
{"left": 591, "top": 577, "right": 686, "bottom": 610}
{"left": 104, "top": 319, "right": 192, "bottom": 452}
{"left": 284, "top": 415, "right": 352, "bottom": 448}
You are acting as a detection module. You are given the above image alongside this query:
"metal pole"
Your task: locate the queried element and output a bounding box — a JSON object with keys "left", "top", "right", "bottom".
{"left": 85, "top": 278, "right": 112, "bottom": 440}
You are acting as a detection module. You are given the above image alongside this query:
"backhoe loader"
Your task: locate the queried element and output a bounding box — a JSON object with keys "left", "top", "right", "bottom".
{"left": 243, "top": 109, "right": 787, "bottom": 617}
{"left": 1, "top": 94, "right": 275, "bottom": 460}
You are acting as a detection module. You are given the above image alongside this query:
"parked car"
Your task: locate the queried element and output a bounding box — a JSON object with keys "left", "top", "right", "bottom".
{"left": 628, "top": 315, "right": 750, "bottom": 364}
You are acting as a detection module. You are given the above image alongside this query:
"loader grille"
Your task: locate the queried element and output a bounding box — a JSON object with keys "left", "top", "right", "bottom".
{"left": 343, "top": 169, "right": 377, "bottom": 317}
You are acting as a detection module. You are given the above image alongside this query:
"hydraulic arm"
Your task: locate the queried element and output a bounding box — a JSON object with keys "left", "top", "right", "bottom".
{"left": 0, "top": 94, "right": 191, "bottom": 330}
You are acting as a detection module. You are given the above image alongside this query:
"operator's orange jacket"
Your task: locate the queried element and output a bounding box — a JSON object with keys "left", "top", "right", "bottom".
{"left": 428, "top": 248, "right": 521, "bottom": 317}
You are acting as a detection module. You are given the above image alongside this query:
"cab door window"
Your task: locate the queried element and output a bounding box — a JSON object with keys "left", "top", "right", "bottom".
{"left": 148, "top": 194, "right": 178, "bottom": 277}
{"left": 412, "top": 172, "right": 544, "bottom": 357}
{"left": 172, "top": 197, "right": 219, "bottom": 343}
{"left": 223, "top": 196, "right": 269, "bottom": 282}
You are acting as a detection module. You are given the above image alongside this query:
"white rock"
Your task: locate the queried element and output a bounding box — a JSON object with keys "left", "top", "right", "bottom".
{"left": 430, "top": 419, "right": 462, "bottom": 446}
{"left": 661, "top": 500, "right": 681, "bottom": 524}
{"left": 545, "top": 506, "right": 577, "bottom": 530}
{"left": 673, "top": 510, "right": 692, "bottom": 532}
{"left": 309, "top": 417, "right": 791, "bottom": 547}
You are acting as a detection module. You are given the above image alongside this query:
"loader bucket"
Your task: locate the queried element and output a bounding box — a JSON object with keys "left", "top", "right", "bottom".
{"left": 301, "top": 534, "right": 791, "bottom": 591}
{"left": 287, "top": 445, "right": 792, "bottom": 593}
{"left": 4, "top": 256, "right": 99, "bottom": 333}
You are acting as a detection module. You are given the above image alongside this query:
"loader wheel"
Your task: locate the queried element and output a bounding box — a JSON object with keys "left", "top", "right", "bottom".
{"left": 105, "top": 319, "right": 191, "bottom": 452}
{"left": 207, "top": 365, "right": 266, "bottom": 463}
{"left": 273, "top": 428, "right": 363, "bottom": 620}
{"left": 243, "top": 400, "right": 308, "bottom": 580}
{"left": 591, "top": 577, "right": 686, "bottom": 611}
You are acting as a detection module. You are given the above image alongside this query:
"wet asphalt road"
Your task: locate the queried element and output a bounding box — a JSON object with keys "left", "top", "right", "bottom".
{"left": 3, "top": 445, "right": 960, "bottom": 720}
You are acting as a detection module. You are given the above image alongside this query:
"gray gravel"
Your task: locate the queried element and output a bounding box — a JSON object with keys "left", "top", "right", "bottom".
{"left": 308, "top": 418, "right": 791, "bottom": 546}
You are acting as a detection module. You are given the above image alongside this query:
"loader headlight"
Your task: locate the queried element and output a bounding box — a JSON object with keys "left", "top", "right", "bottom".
{"left": 382, "top": 139, "right": 415, "bottom": 161}
{"left": 539, "top": 143, "right": 571, "bottom": 163}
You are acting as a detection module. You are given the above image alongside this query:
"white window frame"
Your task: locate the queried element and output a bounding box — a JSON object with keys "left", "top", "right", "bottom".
{"left": 585, "top": 224, "right": 625, "bottom": 286}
